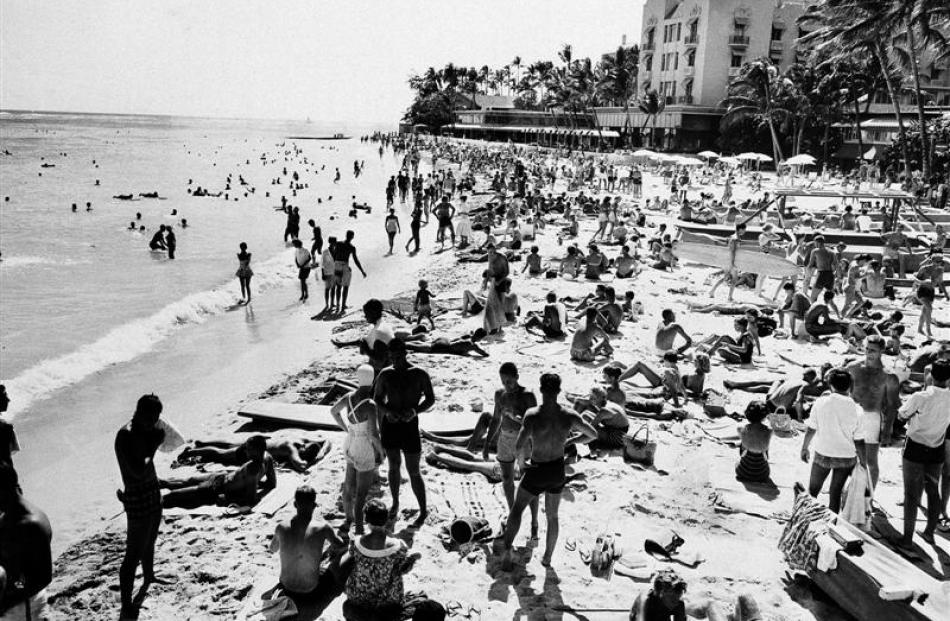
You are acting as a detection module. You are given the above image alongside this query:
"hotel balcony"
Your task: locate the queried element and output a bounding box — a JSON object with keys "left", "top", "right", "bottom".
{"left": 682, "top": 66, "right": 694, "bottom": 77}
{"left": 684, "top": 34, "right": 699, "bottom": 47}
{"left": 728, "top": 67, "right": 742, "bottom": 78}
{"left": 677, "top": 95, "right": 694, "bottom": 105}
{"left": 728, "top": 34, "right": 750, "bottom": 47}
{"left": 642, "top": 41, "right": 655, "bottom": 51}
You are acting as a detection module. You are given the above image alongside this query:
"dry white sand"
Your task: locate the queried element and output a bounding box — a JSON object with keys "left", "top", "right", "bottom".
{"left": 43, "top": 160, "right": 950, "bottom": 620}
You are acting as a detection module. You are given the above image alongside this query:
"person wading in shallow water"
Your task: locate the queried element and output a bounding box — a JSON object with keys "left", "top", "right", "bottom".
{"left": 373, "top": 338, "right": 435, "bottom": 527}
{"left": 114, "top": 394, "right": 184, "bottom": 620}
{"left": 499, "top": 373, "right": 597, "bottom": 571}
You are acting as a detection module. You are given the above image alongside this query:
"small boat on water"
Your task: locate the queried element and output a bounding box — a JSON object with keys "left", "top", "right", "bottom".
{"left": 286, "top": 133, "right": 351, "bottom": 140}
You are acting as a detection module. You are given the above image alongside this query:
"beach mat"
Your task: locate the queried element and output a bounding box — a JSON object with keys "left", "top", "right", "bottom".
{"left": 237, "top": 401, "right": 340, "bottom": 430}
{"left": 428, "top": 475, "right": 509, "bottom": 527}
{"left": 517, "top": 341, "right": 571, "bottom": 360}
{"left": 699, "top": 419, "right": 741, "bottom": 443}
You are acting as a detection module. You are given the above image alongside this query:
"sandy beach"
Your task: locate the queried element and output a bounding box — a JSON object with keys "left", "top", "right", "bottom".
{"left": 34, "top": 147, "right": 949, "bottom": 621}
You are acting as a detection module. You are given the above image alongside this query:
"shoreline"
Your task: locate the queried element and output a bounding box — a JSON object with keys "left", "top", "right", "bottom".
{"left": 40, "top": 139, "right": 948, "bottom": 620}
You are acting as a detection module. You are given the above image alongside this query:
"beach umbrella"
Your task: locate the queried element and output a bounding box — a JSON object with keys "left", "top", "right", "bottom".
{"left": 785, "top": 154, "right": 816, "bottom": 166}
{"left": 719, "top": 156, "right": 741, "bottom": 166}
{"left": 678, "top": 156, "right": 704, "bottom": 166}
{"left": 737, "top": 152, "right": 760, "bottom": 161}
{"left": 754, "top": 153, "right": 773, "bottom": 163}
{"left": 697, "top": 150, "right": 720, "bottom": 159}
{"left": 632, "top": 149, "right": 658, "bottom": 158}
{"left": 862, "top": 147, "right": 877, "bottom": 160}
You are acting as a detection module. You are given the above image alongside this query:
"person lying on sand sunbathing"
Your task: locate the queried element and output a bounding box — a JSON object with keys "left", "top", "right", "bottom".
{"left": 685, "top": 301, "right": 768, "bottom": 316}
{"left": 525, "top": 292, "right": 568, "bottom": 338}
{"left": 160, "top": 435, "right": 276, "bottom": 509}
{"left": 571, "top": 308, "right": 613, "bottom": 362}
{"left": 425, "top": 444, "right": 511, "bottom": 483}
{"left": 616, "top": 353, "right": 710, "bottom": 406}
{"left": 630, "top": 569, "right": 762, "bottom": 621}
{"left": 404, "top": 333, "right": 490, "bottom": 358}
{"left": 725, "top": 367, "right": 826, "bottom": 419}
{"left": 177, "top": 435, "right": 329, "bottom": 473}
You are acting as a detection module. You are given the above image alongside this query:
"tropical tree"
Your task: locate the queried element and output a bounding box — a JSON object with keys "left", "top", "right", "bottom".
{"left": 719, "top": 58, "right": 791, "bottom": 163}
{"left": 638, "top": 88, "right": 666, "bottom": 148}
{"left": 511, "top": 56, "right": 522, "bottom": 92}
{"left": 596, "top": 45, "right": 640, "bottom": 146}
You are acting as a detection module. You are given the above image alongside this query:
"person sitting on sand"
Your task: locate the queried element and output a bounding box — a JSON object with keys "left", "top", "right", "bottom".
{"left": 330, "top": 365, "right": 384, "bottom": 534}
{"left": 522, "top": 245, "right": 544, "bottom": 276}
{"left": 804, "top": 290, "right": 866, "bottom": 342}
{"left": 500, "top": 373, "right": 598, "bottom": 570}
{"left": 615, "top": 245, "right": 640, "bottom": 279}
{"left": 652, "top": 242, "right": 677, "bottom": 271}
{"left": 571, "top": 308, "right": 613, "bottom": 362}
{"left": 589, "top": 287, "right": 623, "bottom": 334}
{"left": 630, "top": 569, "right": 762, "bottom": 621}
{"left": 617, "top": 352, "right": 687, "bottom": 407}
{"left": 559, "top": 246, "right": 582, "bottom": 279}
{"left": 703, "top": 317, "right": 755, "bottom": 365}
{"left": 778, "top": 281, "right": 811, "bottom": 336}
{"left": 735, "top": 401, "right": 772, "bottom": 483}
{"left": 574, "top": 386, "right": 630, "bottom": 449}
{"left": 603, "top": 366, "right": 626, "bottom": 406}
{"left": 160, "top": 435, "right": 276, "bottom": 509}
{"left": 269, "top": 485, "right": 345, "bottom": 609}
{"left": 0, "top": 464, "right": 53, "bottom": 621}
{"left": 654, "top": 309, "right": 693, "bottom": 356}
{"left": 525, "top": 292, "right": 568, "bottom": 339}
{"left": 585, "top": 244, "right": 607, "bottom": 279}
{"left": 177, "top": 436, "right": 329, "bottom": 473}
{"left": 343, "top": 499, "right": 421, "bottom": 620}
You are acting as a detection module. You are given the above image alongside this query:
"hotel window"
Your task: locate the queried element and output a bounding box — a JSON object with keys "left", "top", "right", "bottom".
{"left": 932, "top": 67, "right": 943, "bottom": 80}
{"left": 646, "top": 28, "right": 655, "bottom": 46}
{"left": 645, "top": 55, "right": 653, "bottom": 71}
{"left": 676, "top": 23, "right": 682, "bottom": 40}
{"left": 734, "top": 22, "right": 747, "bottom": 35}
{"left": 687, "top": 51, "right": 695, "bottom": 67}
{"left": 731, "top": 54, "right": 744, "bottom": 68}
{"left": 673, "top": 53, "right": 679, "bottom": 70}
{"left": 771, "top": 27, "right": 783, "bottom": 41}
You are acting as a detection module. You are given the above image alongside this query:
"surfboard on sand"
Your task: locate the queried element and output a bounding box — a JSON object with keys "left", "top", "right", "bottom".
{"left": 238, "top": 400, "right": 481, "bottom": 435}
{"left": 676, "top": 235, "right": 799, "bottom": 278}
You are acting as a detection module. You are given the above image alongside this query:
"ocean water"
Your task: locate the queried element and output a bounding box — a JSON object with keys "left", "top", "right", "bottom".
{"left": 0, "top": 111, "right": 368, "bottom": 416}
{"left": 0, "top": 111, "right": 416, "bottom": 550}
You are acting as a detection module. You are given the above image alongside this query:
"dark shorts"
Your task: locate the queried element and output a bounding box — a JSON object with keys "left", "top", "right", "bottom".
{"left": 438, "top": 217, "right": 452, "bottom": 229}
{"left": 519, "top": 457, "right": 566, "bottom": 496}
{"left": 122, "top": 479, "right": 162, "bottom": 521}
{"left": 903, "top": 438, "right": 946, "bottom": 464}
{"left": 298, "top": 267, "right": 311, "bottom": 280}
{"left": 814, "top": 270, "right": 835, "bottom": 291}
{"left": 380, "top": 415, "right": 422, "bottom": 453}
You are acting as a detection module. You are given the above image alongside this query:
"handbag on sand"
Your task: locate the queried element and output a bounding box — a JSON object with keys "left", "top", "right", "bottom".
{"left": 624, "top": 425, "right": 657, "bottom": 466}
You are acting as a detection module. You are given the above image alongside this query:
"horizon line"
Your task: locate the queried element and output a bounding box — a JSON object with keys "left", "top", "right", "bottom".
{"left": 0, "top": 107, "right": 396, "bottom": 128}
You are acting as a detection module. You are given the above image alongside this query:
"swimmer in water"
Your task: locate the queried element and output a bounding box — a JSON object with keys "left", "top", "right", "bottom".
{"left": 136, "top": 212, "right": 142, "bottom": 220}
{"left": 180, "top": 219, "right": 188, "bottom": 228}
{"left": 128, "top": 222, "right": 137, "bottom": 230}
{"left": 149, "top": 225, "right": 167, "bottom": 251}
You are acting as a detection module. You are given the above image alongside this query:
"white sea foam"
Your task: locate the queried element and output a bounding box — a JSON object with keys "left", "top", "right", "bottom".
{"left": 4, "top": 249, "right": 298, "bottom": 419}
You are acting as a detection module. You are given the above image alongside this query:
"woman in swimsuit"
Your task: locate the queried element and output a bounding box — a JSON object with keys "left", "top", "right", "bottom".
{"left": 330, "top": 365, "right": 383, "bottom": 534}
{"left": 735, "top": 401, "right": 772, "bottom": 483}
{"left": 235, "top": 242, "right": 253, "bottom": 304}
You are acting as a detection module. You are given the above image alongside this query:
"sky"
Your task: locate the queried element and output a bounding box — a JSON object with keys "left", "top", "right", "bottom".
{"left": 0, "top": 0, "right": 644, "bottom": 126}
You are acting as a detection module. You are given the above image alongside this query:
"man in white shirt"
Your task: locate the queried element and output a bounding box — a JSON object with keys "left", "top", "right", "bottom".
{"left": 897, "top": 359, "right": 950, "bottom": 550}
{"left": 801, "top": 368, "right": 861, "bottom": 513}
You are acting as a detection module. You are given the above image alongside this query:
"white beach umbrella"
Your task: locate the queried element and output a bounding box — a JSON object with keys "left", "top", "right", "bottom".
{"left": 719, "top": 156, "right": 741, "bottom": 166}
{"left": 678, "top": 156, "right": 704, "bottom": 166}
{"left": 754, "top": 153, "right": 773, "bottom": 162}
{"left": 632, "top": 149, "right": 658, "bottom": 158}
{"left": 697, "top": 150, "right": 720, "bottom": 159}
{"left": 785, "top": 154, "right": 816, "bottom": 166}
{"left": 737, "top": 152, "right": 760, "bottom": 161}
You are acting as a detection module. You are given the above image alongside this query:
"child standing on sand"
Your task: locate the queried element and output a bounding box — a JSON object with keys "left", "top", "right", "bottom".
{"left": 414, "top": 279, "right": 436, "bottom": 330}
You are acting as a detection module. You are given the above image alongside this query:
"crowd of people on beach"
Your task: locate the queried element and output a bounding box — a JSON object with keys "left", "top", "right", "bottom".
{"left": 3, "top": 130, "right": 950, "bottom": 621}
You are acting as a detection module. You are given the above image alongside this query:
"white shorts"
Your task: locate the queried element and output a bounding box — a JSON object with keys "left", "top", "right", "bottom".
{"left": 857, "top": 409, "right": 881, "bottom": 444}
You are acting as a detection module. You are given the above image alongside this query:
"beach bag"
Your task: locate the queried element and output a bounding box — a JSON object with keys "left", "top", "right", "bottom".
{"left": 624, "top": 425, "right": 656, "bottom": 466}
{"left": 769, "top": 408, "right": 793, "bottom": 434}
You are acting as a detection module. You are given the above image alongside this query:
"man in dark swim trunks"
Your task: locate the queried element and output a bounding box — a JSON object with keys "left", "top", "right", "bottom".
{"left": 373, "top": 339, "right": 436, "bottom": 527}
{"left": 432, "top": 195, "right": 456, "bottom": 250}
{"left": 500, "top": 373, "right": 597, "bottom": 570}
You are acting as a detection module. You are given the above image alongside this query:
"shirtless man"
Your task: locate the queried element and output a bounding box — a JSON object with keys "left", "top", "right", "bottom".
{"left": 331, "top": 230, "right": 367, "bottom": 310}
{"left": 882, "top": 225, "right": 913, "bottom": 278}
{"left": 571, "top": 308, "right": 613, "bottom": 362}
{"left": 331, "top": 299, "right": 394, "bottom": 374}
{"left": 0, "top": 464, "right": 52, "bottom": 620}
{"left": 708, "top": 223, "right": 745, "bottom": 302}
{"left": 807, "top": 235, "right": 836, "bottom": 301}
{"left": 848, "top": 335, "right": 901, "bottom": 490}
{"left": 485, "top": 245, "right": 510, "bottom": 285}
{"left": 114, "top": 394, "right": 185, "bottom": 619}
{"left": 433, "top": 196, "right": 456, "bottom": 249}
{"left": 373, "top": 339, "right": 436, "bottom": 527}
{"left": 269, "top": 485, "right": 344, "bottom": 608}
{"left": 500, "top": 373, "right": 598, "bottom": 570}
{"left": 482, "top": 363, "right": 539, "bottom": 527}
{"left": 655, "top": 309, "right": 693, "bottom": 355}
{"left": 160, "top": 435, "right": 276, "bottom": 508}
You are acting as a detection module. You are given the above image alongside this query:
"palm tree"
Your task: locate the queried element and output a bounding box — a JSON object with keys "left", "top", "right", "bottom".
{"left": 720, "top": 58, "right": 790, "bottom": 163}
{"left": 597, "top": 45, "right": 640, "bottom": 147}
{"left": 511, "top": 56, "right": 522, "bottom": 90}
{"left": 638, "top": 88, "right": 666, "bottom": 148}
{"left": 817, "top": 56, "right": 878, "bottom": 163}
{"left": 799, "top": 1, "right": 914, "bottom": 175}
